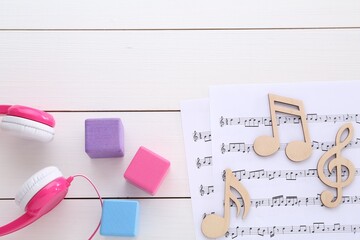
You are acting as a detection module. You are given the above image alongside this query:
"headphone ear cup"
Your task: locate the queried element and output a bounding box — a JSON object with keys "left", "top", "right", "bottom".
{"left": 5, "top": 105, "right": 55, "bottom": 127}
{"left": 1, "top": 116, "right": 55, "bottom": 142}
{"left": 0, "top": 167, "right": 69, "bottom": 237}
{"left": 15, "top": 167, "right": 63, "bottom": 211}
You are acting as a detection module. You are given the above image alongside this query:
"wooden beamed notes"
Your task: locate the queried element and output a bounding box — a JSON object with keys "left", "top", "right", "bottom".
{"left": 254, "top": 94, "right": 312, "bottom": 162}
{"left": 202, "top": 94, "right": 357, "bottom": 238}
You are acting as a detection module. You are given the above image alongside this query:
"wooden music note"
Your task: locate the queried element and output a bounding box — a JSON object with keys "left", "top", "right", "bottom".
{"left": 317, "top": 123, "right": 356, "bottom": 208}
{"left": 201, "top": 169, "right": 250, "bottom": 238}
{"left": 253, "top": 94, "right": 312, "bottom": 162}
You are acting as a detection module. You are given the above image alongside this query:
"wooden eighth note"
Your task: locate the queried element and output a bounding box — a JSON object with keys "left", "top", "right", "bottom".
{"left": 317, "top": 123, "right": 356, "bottom": 208}
{"left": 253, "top": 94, "right": 312, "bottom": 162}
{"left": 201, "top": 169, "right": 250, "bottom": 238}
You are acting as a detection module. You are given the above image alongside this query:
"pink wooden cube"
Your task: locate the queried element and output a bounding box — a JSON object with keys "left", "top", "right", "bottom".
{"left": 124, "top": 146, "right": 170, "bottom": 195}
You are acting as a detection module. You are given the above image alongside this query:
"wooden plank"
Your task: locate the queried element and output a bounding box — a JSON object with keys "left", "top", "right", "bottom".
{"left": 0, "top": 199, "right": 194, "bottom": 239}
{"left": 0, "top": 30, "right": 359, "bottom": 110}
{"left": 0, "top": 112, "right": 189, "bottom": 198}
{"left": 0, "top": 0, "right": 359, "bottom": 29}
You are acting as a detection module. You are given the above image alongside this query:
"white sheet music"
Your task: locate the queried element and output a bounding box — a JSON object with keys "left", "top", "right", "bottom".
{"left": 180, "top": 99, "right": 218, "bottom": 240}
{"left": 209, "top": 81, "right": 360, "bottom": 239}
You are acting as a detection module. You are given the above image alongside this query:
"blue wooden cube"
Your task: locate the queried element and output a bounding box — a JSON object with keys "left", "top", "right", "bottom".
{"left": 85, "top": 118, "right": 124, "bottom": 158}
{"left": 100, "top": 200, "right": 140, "bottom": 237}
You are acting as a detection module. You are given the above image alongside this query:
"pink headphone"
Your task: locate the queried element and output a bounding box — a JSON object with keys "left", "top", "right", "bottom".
{"left": 0, "top": 167, "right": 102, "bottom": 238}
{"left": 0, "top": 105, "right": 55, "bottom": 142}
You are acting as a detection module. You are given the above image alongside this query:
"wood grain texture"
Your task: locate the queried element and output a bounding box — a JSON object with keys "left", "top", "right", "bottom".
{"left": 0, "top": 0, "right": 359, "bottom": 29}
{"left": 317, "top": 123, "right": 356, "bottom": 208}
{"left": 1, "top": 0, "right": 360, "bottom": 238}
{"left": 0, "top": 30, "right": 359, "bottom": 110}
{"left": 0, "top": 112, "right": 189, "bottom": 198}
{"left": 0, "top": 199, "right": 194, "bottom": 239}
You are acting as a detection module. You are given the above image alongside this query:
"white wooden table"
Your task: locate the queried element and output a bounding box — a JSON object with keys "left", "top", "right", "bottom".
{"left": 0, "top": 1, "right": 359, "bottom": 239}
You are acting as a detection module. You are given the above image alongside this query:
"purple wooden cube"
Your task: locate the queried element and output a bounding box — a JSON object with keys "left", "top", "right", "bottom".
{"left": 85, "top": 118, "right": 124, "bottom": 158}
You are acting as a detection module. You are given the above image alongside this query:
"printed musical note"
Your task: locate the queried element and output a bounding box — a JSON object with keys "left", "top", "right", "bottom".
{"left": 253, "top": 94, "right": 312, "bottom": 162}
{"left": 226, "top": 223, "right": 360, "bottom": 238}
{"left": 181, "top": 99, "right": 215, "bottom": 240}
{"left": 221, "top": 142, "right": 252, "bottom": 154}
{"left": 231, "top": 168, "right": 360, "bottom": 181}
{"left": 244, "top": 118, "right": 262, "bottom": 127}
{"left": 220, "top": 113, "right": 360, "bottom": 127}
{"left": 196, "top": 156, "right": 212, "bottom": 169}
{"left": 199, "top": 185, "right": 215, "bottom": 196}
{"left": 233, "top": 194, "right": 360, "bottom": 208}
{"left": 317, "top": 123, "right": 356, "bottom": 208}
{"left": 201, "top": 169, "right": 250, "bottom": 238}
{"left": 221, "top": 138, "right": 360, "bottom": 154}
{"left": 193, "top": 130, "right": 212, "bottom": 142}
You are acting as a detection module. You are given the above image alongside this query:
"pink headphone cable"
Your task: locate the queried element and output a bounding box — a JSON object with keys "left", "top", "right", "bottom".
{"left": 69, "top": 174, "right": 103, "bottom": 240}
{"left": 0, "top": 170, "right": 103, "bottom": 238}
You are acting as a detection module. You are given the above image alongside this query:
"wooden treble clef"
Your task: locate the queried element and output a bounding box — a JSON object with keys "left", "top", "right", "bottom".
{"left": 317, "top": 123, "right": 356, "bottom": 208}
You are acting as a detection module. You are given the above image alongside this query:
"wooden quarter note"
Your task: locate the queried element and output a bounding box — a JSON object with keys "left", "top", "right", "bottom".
{"left": 253, "top": 94, "right": 312, "bottom": 162}
{"left": 201, "top": 169, "right": 250, "bottom": 238}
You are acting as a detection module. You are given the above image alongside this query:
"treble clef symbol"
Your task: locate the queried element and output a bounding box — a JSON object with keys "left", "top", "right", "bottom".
{"left": 197, "top": 158, "right": 201, "bottom": 169}
{"left": 220, "top": 116, "right": 224, "bottom": 127}
{"left": 317, "top": 123, "right": 356, "bottom": 208}
{"left": 221, "top": 143, "right": 226, "bottom": 154}
{"left": 193, "top": 131, "right": 198, "bottom": 142}
{"left": 200, "top": 185, "right": 205, "bottom": 196}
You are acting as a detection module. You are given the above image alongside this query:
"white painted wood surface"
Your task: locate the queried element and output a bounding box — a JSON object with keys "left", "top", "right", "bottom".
{"left": 0, "top": 199, "right": 194, "bottom": 240}
{"left": 0, "top": 30, "right": 359, "bottom": 110}
{"left": 0, "top": 112, "right": 188, "bottom": 198}
{"left": 0, "top": 0, "right": 360, "bottom": 29}
{"left": 0, "top": 1, "right": 359, "bottom": 239}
